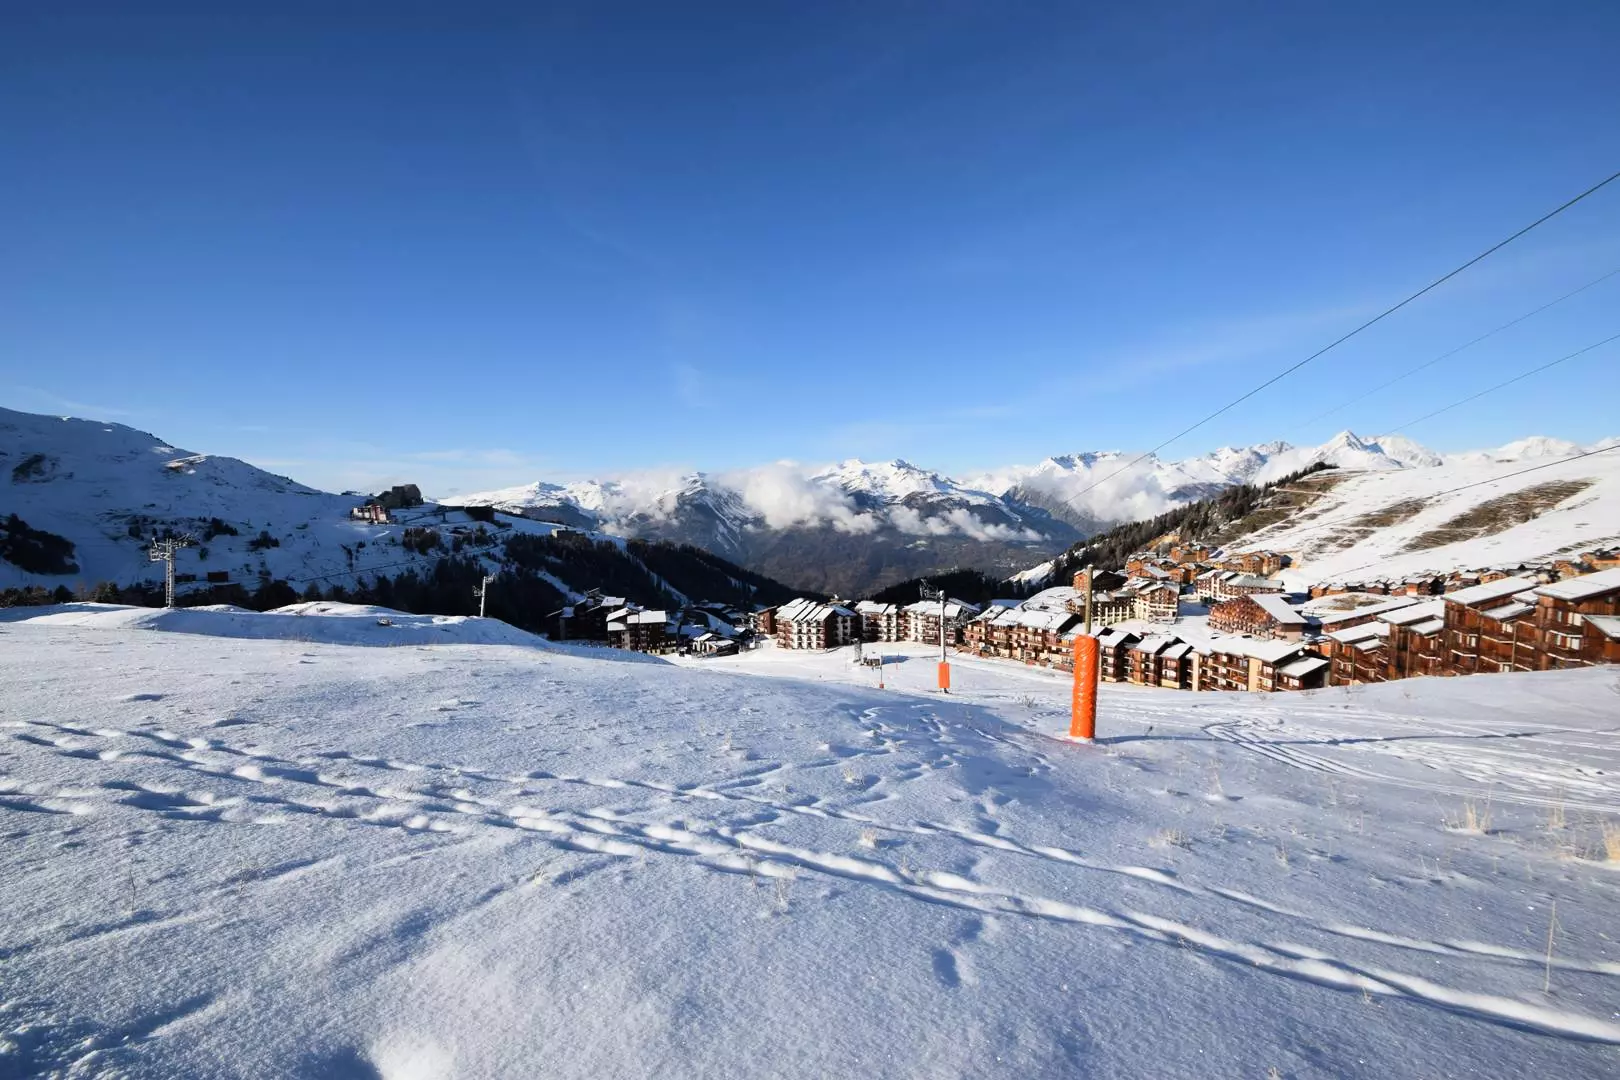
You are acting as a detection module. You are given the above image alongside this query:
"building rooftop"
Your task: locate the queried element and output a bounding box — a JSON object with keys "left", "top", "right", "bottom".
{"left": 1249, "top": 593, "right": 1307, "bottom": 625}
{"left": 1534, "top": 567, "right": 1620, "bottom": 603}
{"left": 1278, "top": 656, "right": 1330, "bottom": 679}
{"left": 1207, "top": 637, "right": 1304, "bottom": 663}
{"left": 1309, "top": 595, "right": 1420, "bottom": 625}
{"left": 1584, "top": 614, "right": 1620, "bottom": 641}
{"left": 1380, "top": 599, "right": 1445, "bottom": 626}
{"left": 1480, "top": 601, "right": 1535, "bottom": 622}
{"left": 1444, "top": 575, "right": 1540, "bottom": 607}
{"left": 1327, "top": 622, "right": 1388, "bottom": 645}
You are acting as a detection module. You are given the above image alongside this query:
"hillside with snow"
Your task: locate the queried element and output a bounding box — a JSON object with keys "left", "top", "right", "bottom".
{"left": 3, "top": 606, "right": 1620, "bottom": 1077}
{"left": 1232, "top": 446, "right": 1620, "bottom": 587}
{"left": 0, "top": 407, "right": 799, "bottom": 620}
{"left": 8, "top": 404, "right": 1615, "bottom": 602}
{"left": 460, "top": 430, "right": 1616, "bottom": 595}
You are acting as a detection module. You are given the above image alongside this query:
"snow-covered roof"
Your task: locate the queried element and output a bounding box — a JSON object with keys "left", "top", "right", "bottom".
{"left": 1094, "top": 627, "right": 1139, "bottom": 647}
{"left": 1310, "top": 595, "right": 1420, "bottom": 625}
{"left": 854, "top": 601, "right": 896, "bottom": 615}
{"left": 1278, "top": 656, "right": 1330, "bottom": 679}
{"left": 627, "top": 610, "right": 666, "bottom": 625}
{"left": 1585, "top": 614, "right": 1620, "bottom": 641}
{"left": 1408, "top": 617, "right": 1445, "bottom": 635}
{"left": 1131, "top": 635, "right": 1175, "bottom": 655}
{"left": 1534, "top": 567, "right": 1620, "bottom": 602}
{"left": 1208, "top": 637, "right": 1305, "bottom": 663}
{"left": 1161, "top": 642, "right": 1193, "bottom": 660}
{"left": 1480, "top": 601, "right": 1534, "bottom": 623}
{"left": 1023, "top": 586, "right": 1082, "bottom": 612}
{"left": 1249, "top": 593, "right": 1306, "bottom": 625}
{"left": 776, "top": 598, "right": 855, "bottom": 624}
{"left": 1001, "top": 608, "right": 1077, "bottom": 632}
{"left": 1380, "top": 599, "right": 1445, "bottom": 626}
{"left": 1443, "top": 575, "right": 1539, "bottom": 608}
{"left": 1226, "top": 574, "right": 1284, "bottom": 590}
{"left": 904, "top": 599, "right": 979, "bottom": 619}
{"left": 1327, "top": 622, "right": 1388, "bottom": 645}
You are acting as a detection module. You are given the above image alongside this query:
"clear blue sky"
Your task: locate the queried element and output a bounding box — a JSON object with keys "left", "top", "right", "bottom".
{"left": 3, "top": 1, "right": 1619, "bottom": 496}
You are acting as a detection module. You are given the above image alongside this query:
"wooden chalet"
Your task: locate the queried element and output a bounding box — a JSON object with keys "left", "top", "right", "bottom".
{"left": 1304, "top": 594, "right": 1420, "bottom": 637}
{"left": 964, "top": 605, "right": 1079, "bottom": 666}
{"left": 1440, "top": 575, "right": 1540, "bottom": 674}
{"left": 1324, "top": 622, "right": 1389, "bottom": 686}
{"left": 1275, "top": 654, "right": 1330, "bottom": 691}
{"left": 1525, "top": 567, "right": 1620, "bottom": 670}
{"left": 1222, "top": 550, "right": 1286, "bottom": 576}
{"left": 1200, "top": 571, "right": 1286, "bottom": 603}
{"left": 1168, "top": 543, "right": 1210, "bottom": 565}
{"left": 1202, "top": 638, "right": 1318, "bottom": 693}
{"left": 1382, "top": 599, "right": 1447, "bottom": 679}
{"left": 1208, "top": 593, "right": 1307, "bottom": 640}
{"left": 1582, "top": 615, "right": 1620, "bottom": 665}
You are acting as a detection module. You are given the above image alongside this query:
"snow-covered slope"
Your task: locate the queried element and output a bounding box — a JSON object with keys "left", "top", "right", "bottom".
{"left": 8, "top": 402, "right": 1612, "bottom": 601}
{"left": 970, "top": 430, "right": 1450, "bottom": 532}
{"left": 0, "top": 407, "right": 650, "bottom": 602}
{"left": 0, "top": 406, "right": 411, "bottom": 590}
{"left": 1219, "top": 449, "right": 1620, "bottom": 587}
{"left": 4, "top": 611, "right": 1620, "bottom": 1077}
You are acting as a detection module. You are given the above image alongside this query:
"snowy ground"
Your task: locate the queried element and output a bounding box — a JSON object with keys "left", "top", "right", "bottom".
{"left": 4, "top": 608, "right": 1620, "bottom": 1078}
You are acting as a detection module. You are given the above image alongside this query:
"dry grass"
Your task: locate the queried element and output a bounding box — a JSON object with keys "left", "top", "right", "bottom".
{"left": 1151, "top": 828, "right": 1192, "bottom": 849}
{"left": 1444, "top": 797, "right": 1492, "bottom": 834}
{"left": 1318, "top": 497, "right": 1434, "bottom": 552}
{"left": 1404, "top": 480, "right": 1594, "bottom": 552}
{"left": 1603, "top": 821, "right": 1620, "bottom": 862}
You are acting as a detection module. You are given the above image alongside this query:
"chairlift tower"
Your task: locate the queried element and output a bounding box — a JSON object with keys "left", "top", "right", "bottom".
{"left": 474, "top": 572, "right": 494, "bottom": 618}
{"left": 148, "top": 535, "right": 195, "bottom": 608}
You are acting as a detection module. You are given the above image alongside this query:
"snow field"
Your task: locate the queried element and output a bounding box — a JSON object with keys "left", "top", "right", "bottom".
{"left": 3, "top": 607, "right": 1620, "bottom": 1077}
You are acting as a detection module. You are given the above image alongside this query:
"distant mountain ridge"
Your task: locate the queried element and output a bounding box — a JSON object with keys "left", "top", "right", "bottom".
{"left": 457, "top": 430, "right": 1609, "bottom": 593}
{"left": 6, "top": 401, "right": 1610, "bottom": 599}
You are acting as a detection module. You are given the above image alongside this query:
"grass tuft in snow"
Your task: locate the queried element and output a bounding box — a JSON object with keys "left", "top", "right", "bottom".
{"left": 1444, "top": 797, "right": 1492, "bottom": 835}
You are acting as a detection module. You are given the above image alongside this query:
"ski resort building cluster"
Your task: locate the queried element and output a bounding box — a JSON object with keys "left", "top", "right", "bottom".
{"left": 740, "top": 539, "right": 1620, "bottom": 695}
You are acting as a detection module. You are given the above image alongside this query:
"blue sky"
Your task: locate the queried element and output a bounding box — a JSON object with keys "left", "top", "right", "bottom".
{"left": 3, "top": 1, "right": 1619, "bottom": 496}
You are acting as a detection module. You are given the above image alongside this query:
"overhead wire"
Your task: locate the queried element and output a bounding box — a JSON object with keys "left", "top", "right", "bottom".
{"left": 1383, "top": 331, "right": 1620, "bottom": 435}
{"left": 1058, "top": 167, "right": 1620, "bottom": 516}
{"left": 1290, "top": 264, "right": 1620, "bottom": 434}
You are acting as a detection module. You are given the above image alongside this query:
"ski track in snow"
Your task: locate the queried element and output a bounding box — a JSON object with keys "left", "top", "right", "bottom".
{"left": 8, "top": 710, "right": 1620, "bottom": 1047}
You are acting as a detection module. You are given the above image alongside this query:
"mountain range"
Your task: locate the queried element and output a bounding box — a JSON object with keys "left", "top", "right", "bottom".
{"left": 458, "top": 430, "right": 1602, "bottom": 594}
{"left": 4, "top": 403, "right": 1613, "bottom": 600}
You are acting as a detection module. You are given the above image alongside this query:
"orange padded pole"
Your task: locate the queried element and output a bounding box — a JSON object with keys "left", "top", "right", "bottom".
{"left": 938, "top": 660, "right": 951, "bottom": 693}
{"left": 1070, "top": 634, "right": 1099, "bottom": 740}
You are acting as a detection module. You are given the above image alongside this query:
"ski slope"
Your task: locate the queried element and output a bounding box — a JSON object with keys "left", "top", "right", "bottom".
{"left": 4, "top": 605, "right": 1620, "bottom": 1077}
